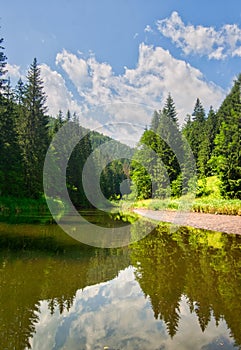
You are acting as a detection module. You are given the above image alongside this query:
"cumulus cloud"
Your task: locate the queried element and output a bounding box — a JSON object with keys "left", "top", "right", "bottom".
{"left": 56, "top": 49, "right": 91, "bottom": 92}
{"left": 156, "top": 11, "right": 241, "bottom": 60}
{"left": 52, "top": 44, "right": 224, "bottom": 126}
{"left": 6, "top": 63, "right": 22, "bottom": 79}
{"left": 40, "top": 64, "right": 102, "bottom": 131}
{"left": 7, "top": 43, "right": 225, "bottom": 144}
{"left": 40, "top": 64, "right": 77, "bottom": 115}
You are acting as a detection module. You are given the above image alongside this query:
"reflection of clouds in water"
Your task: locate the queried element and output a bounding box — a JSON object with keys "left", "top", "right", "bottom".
{"left": 30, "top": 267, "right": 236, "bottom": 350}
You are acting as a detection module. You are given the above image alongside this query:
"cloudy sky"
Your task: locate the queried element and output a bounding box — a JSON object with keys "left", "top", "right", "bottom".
{"left": 2, "top": 0, "right": 241, "bottom": 141}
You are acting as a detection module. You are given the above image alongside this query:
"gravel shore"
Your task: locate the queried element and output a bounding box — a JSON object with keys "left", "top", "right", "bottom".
{"left": 133, "top": 209, "right": 241, "bottom": 235}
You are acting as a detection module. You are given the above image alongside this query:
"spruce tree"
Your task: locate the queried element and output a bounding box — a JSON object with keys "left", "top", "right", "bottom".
{"left": 163, "top": 93, "right": 178, "bottom": 124}
{"left": 213, "top": 109, "right": 241, "bottom": 198}
{"left": 16, "top": 58, "right": 49, "bottom": 198}
{"left": 131, "top": 95, "right": 182, "bottom": 199}
{"left": 216, "top": 74, "right": 241, "bottom": 128}
{"left": 211, "top": 74, "right": 241, "bottom": 198}
{"left": 197, "top": 106, "right": 217, "bottom": 177}
{"left": 155, "top": 95, "right": 181, "bottom": 192}
{"left": 14, "top": 78, "right": 25, "bottom": 105}
{"left": 0, "top": 36, "right": 7, "bottom": 96}
{"left": 150, "top": 110, "right": 160, "bottom": 132}
{"left": 66, "top": 113, "right": 93, "bottom": 207}
{"left": 183, "top": 98, "right": 206, "bottom": 166}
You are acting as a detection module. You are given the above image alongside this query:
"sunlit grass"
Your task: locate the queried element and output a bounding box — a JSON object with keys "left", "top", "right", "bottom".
{"left": 131, "top": 197, "right": 241, "bottom": 215}
{"left": 122, "top": 176, "right": 241, "bottom": 215}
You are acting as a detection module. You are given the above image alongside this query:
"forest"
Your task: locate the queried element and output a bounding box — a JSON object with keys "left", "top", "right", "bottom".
{"left": 0, "top": 34, "right": 241, "bottom": 212}
{"left": 0, "top": 36, "right": 131, "bottom": 209}
{"left": 131, "top": 84, "right": 241, "bottom": 201}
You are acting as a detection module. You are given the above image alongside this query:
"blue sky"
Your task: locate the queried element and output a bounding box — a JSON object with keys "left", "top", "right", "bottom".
{"left": 2, "top": 0, "right": 241, "bottom": 141}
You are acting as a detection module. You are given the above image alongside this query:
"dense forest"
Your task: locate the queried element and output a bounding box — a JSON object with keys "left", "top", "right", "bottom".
{"left": 131, "top": 81, "right": 241, "bottom": 200}
{"left": 0, "top": 36, "right": 131, "bottom": 208}
{"left": 0, "top": 33, "right": 241, "bottom": 208}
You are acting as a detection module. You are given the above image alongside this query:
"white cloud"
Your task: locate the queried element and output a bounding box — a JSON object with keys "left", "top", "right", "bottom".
{"left": 56, "top": 49, "right": 91, "bottom": 92}
{"left": 156, "top": 11, "right": 241, "bottom": 59}
{"left": 7, "top": 43, "right": 225, "bottom": 144}
{"left": 5, "top": 63, "right": 24, "bottom": 85}
{"left": 6, "top": 63, "right": 21, "bottom": 78}
{"left": 40, "top": 64, "right": 102, "bottom": 131}
{"left": 144, "top": 25, "right": 153, "bottom": 33}
{"left": 43, "top": 44, "right": 225, "bottom": 142}
{"left": 42, "top": 43, "right": 224, "bottom": 144}
{"left": 40, "top": 64, "right": 77, "bottom": 115}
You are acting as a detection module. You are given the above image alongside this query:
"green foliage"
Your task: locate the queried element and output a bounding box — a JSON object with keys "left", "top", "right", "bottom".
{"left": 182, "top": 98, "right": 206, "bottom": 166}
{"left": 15, "top": 58, "right": 50, "bottom": 198}
{"left": 212, "top": 109, "right": 241, "bottom": 199}
{"left": 131, "top": 95, "right": 182, "bottom": 200}
{"left": 0, "top": 36, "right": 7, "bottom": 94}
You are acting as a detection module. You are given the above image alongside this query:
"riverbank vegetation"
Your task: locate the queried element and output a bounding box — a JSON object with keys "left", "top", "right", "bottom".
{"left": 127, "top": 76, "right": 241, "bottom": 214}
{"left": 124, "top": 176, "right": 241, "bottom": 215}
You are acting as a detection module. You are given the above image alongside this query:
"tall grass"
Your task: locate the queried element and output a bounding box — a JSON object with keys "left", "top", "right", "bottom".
{"left": 124, "top": 176, "right": 241, "bottom": 216}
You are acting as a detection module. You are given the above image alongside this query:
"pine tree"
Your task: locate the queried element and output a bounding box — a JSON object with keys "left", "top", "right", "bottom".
{"left": 150, "top": 110, "right": 160, "bottom": 132}
{"left": 14, "top": 78, "right": 25, "bottom": 105}
{"left": 0, "top": 36, "right": 7, "bottom": 96}
{"left": 66, "top": 114, "right": 93, "bottom": 207}
{"left": 197, "top": 106, "right": 217, "bottom": 177}
{"left": 0, "top": 78, "right": 24, "bottom": 196}
{"left": 163, "top": 93, "right": 178, "bottom": 124}
{"left": 183, "top": 98, "right": 206, "bottom": 166}
{"left": 192, "top": 98, "right": 205, "bottom": 123}
{"left": 155, "top": 95, "right": 182, "bottom": 195}
{"left": 212, "top": 109, "right": 241, "bottom": 198}
{"left": 16, "top": 58, "right": 49, "bottom": 198}
{"left": 0, "top": 39, "right": 19, "bottom": 196}
{"left": 216, "top": 74, "right": 241, "bottom": 128}
{"left": 131, "top": 95, "right": 182, "bottom": 199}
{"left": 211, "top": 75, "right": 241, "bottom": 198}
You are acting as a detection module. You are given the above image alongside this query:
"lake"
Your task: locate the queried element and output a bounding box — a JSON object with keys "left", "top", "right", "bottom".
{"left": 0, "top": 210, "right": 241, "bottom": 350}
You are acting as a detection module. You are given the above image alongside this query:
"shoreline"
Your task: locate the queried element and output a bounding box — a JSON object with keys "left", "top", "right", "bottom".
{"left": 133, "top": 208, "right": 241, "bottom": 235}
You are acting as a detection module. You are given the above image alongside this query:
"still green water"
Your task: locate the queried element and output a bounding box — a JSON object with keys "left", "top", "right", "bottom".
{"left": 0, "top": 210, "right": 241, "bottom": 350}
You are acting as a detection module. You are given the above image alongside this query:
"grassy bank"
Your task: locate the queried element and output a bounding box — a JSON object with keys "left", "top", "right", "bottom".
{"left": 120, "top": 176, "right": 241, "bottom": 216}
{"left": 131, "top": 197, "right": 241, "bottom": 215}
{"left": 0, "top": 196, "right": 66, "bottom": 223}
{"left": 0, "top": 196, "right": 49, "bottom": 214}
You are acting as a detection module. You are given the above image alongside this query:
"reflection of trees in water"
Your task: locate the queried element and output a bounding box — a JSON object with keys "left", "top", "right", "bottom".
{"left": 131, "top": 222, "right": 186, "bottom": 338}
{"left": 131, "top": 224, "right": 241, "bottom": 346}
{"left": 0, "top": 247, "right": 130, "bottom": 350}
{"left": 1, "top": 220, "right": 241, "bottom": 349}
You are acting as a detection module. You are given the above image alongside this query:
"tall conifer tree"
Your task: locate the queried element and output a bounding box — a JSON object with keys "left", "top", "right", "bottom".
{"left": 16, "top": 58, "right": 49, "bottom": 198}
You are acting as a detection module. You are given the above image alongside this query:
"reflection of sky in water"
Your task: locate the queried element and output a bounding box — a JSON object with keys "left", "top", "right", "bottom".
{"left": 30, "top": 266, "right": 237, "bottom": 350}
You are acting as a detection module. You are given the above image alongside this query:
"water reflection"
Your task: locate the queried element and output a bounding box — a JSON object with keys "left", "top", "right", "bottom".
{"left": 31, "top": 268, "right": 236, "bottom": 350}
{"left": 0, "top": 214, "right": 240, "bottom": 349}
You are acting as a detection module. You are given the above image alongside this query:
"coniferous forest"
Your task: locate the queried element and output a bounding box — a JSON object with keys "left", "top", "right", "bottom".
{"left": 131, "top": 82, "right": 241, "bottom": 200}
{"left": 0, "top": 36, "right": 131, "bottom": 208}
{"left": 0, "top": 33, "right": 241, "bottom": 210}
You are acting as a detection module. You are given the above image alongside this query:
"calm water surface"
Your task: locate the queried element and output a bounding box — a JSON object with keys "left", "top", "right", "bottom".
{"left": 0, "top": 210, "right": 241, "bottom": 350}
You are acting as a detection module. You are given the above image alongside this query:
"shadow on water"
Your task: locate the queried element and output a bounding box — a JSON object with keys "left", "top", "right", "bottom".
{"left": 0, "top": 210, "right": 241, "bottom": 349}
